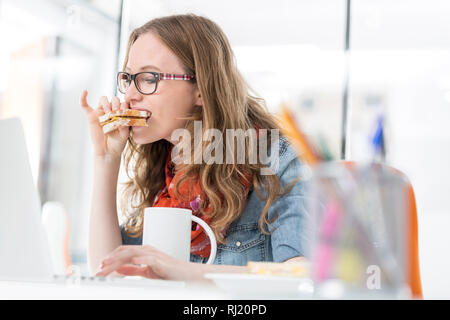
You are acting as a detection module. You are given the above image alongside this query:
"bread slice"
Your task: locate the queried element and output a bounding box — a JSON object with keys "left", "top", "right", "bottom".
{"left": 98, "top": 109, "right": 151, "bottom": 134}
{"left": 102, "top": 117, "right": 148, "bottom": 134}
{"left": 98, "top": 109, "right": 150, "bottom": 124}
{"left": 246, "top": 261, "right": 309, "bottom": 277}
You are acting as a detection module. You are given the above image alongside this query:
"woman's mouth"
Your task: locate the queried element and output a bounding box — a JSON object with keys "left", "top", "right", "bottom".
{"left": 131, "top": 107, "right": 151, "bottom": 114}
{"left": 132, "top": 107, "right": 149, "bottom": 111}
{"left": 129, "top": 107, "right": 152, "bottom": 129}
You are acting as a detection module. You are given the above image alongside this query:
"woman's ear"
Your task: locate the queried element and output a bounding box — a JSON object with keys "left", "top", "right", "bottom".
{"left": 194, "top": 87, "right": 203, "bottom": 107}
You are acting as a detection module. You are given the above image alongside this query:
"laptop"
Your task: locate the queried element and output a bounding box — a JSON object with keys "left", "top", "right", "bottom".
{"left": 0, "top": 117, "right": 54, "bottom": 282}
{"left": 0, "top": 118, "right": 183, "bottom": 288}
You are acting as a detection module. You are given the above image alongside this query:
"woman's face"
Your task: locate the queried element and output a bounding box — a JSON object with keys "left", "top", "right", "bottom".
{"left": 124, "top": 32, "right": 201, "bottom": 145}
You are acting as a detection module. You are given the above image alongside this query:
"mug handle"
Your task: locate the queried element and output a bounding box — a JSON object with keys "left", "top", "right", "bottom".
{"left": 191, "top": 216, "right": 217, "bottom": 264}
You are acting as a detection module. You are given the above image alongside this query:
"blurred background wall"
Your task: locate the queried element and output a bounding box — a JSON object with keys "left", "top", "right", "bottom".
{"left": 0, "top": 0, "right": 449, "bottom": 298}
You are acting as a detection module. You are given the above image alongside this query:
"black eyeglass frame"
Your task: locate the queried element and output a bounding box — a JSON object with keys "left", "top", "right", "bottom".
{"left": 117, "top": 71, "right": 196, "bottom": 95}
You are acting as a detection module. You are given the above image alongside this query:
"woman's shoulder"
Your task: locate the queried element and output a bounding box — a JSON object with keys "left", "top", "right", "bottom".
{"left": 279, "top": 135, "right": 291, "bottom": 156}
{"left": 266, "top": 135, "right": 302, "bottom": 178}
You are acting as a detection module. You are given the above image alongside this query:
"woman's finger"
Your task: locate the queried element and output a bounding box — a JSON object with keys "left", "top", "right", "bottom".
{"left": 99, "top": 96, "right": 111, "bottom": 113}
{"left": 131, "top": 256, "right": 165, "bottom": 279}
{"left": 115, "top": 264, "right": 161, "bottom": 279}
{"left": 80, "top": 90, "right": 91, "bottom": 110}
{"left": 80, "top": 90, "right": 95, "bottom": 118}
{"left": 102, "top": 245, "right": 158, "bottom": 265}
{"left": 96, "top": 246, "right": 148, "bottom": 276}
{"left": 111, "top": 96, "right": 120, "bottom": 111}
{"left": 96, "top": 260, "right": 129, "bottom": 277}
{"left": 120, "top": 100, "right": 130, "bottom": 110}
{"left": 80, "top": 90, "right": 104, "bottom": 124}
{"left": 117, "top": 100, "right": 132, "bottom": 138}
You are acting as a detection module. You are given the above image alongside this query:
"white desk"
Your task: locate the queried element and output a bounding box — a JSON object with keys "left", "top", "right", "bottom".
{"left": 0, "top": 279, "right": 229, "bottom": 300}
{"left": 0, "top": 277, "right": 402, "bottom": 300}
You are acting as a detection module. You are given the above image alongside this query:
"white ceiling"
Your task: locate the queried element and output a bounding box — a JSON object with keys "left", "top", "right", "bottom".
{"left": 123, "top": 0, "right": 450, "bottom": 50}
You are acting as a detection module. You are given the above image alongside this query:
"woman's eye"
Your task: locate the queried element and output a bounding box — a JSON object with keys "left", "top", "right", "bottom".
{"left": 144, "top": 78, "right": 156, "bottom": 83}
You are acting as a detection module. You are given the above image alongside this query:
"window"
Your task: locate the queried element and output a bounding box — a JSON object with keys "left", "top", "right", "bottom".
{"left": 0, "top": 0, "right": 121, "bottom": 269}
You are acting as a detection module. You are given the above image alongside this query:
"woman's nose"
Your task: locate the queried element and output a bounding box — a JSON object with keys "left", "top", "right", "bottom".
{"left": 124, "top": 81, "right": 142, "bottom": 103}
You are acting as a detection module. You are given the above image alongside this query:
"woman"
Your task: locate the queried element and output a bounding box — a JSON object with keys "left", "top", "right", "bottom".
{"left": 80, "top": 14, "right": 309, "bottom": 281}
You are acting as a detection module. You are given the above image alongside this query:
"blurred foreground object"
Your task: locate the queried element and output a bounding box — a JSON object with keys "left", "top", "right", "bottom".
{"left": 41, "top": 201, "right": 72, "bottom": 276}
{"left": 307, "top": 161, "right": 422, "bottom": 299}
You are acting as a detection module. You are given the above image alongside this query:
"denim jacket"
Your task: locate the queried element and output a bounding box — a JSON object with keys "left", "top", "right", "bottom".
{"left": 120, "top": 136, "right": 310, "bottom": 266}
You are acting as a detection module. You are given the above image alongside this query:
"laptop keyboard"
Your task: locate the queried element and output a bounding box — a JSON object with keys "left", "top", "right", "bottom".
{"left": 52, "top": 274, "right": 185, "bottom": 288}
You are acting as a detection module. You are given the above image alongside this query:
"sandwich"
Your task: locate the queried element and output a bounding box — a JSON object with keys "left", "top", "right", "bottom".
{"left": 98, "top": 109, "right": 151, "bottom": 134}
{"left": 246, "top": 261, "right": 309, "bottom": 278}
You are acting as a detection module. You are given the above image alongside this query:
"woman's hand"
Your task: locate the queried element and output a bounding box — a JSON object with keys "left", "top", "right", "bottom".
{"left": 95, "top": 245, "right": 203, "bottom": 281}
{"left": 80, "top": 90, "right": 131, "bottom": 160}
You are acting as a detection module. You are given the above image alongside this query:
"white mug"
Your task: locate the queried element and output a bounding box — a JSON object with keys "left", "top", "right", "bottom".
{"left": 143, "top": 207, "right": 217, "bottom": 264}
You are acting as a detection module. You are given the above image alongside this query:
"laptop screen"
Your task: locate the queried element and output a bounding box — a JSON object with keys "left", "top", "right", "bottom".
{"left": 0, "top": 117, "right": 54, "bottom": 281}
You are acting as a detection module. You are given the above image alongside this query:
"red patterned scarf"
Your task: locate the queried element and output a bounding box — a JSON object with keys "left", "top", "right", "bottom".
{"left": 152, "top": 146, "right": 252, "bottom": 258}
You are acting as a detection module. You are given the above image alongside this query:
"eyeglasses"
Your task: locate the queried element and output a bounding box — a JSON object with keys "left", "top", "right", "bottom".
{"left": 117, "top": 71, "right": 195, "bottom": 95}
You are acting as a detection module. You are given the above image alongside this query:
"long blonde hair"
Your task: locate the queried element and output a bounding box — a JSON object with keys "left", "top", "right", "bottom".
{"left": 121, "top": 14, "right": 296, "bottom": 244}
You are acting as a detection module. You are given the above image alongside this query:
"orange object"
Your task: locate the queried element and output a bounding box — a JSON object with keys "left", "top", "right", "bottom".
{"left": 278, "top": 103, "right": 321, "bottom": 165}
{"left": 340, "top": 161, "right": 423, "bottom": 299}
{"left": 405, "top": 181, "right": 423, "bottom": 299}
{"left": 64, "top": 215, "right": 72, "bottom": 276}
{"left": 153, "top": 146, "right": 252, "bottom": 258}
